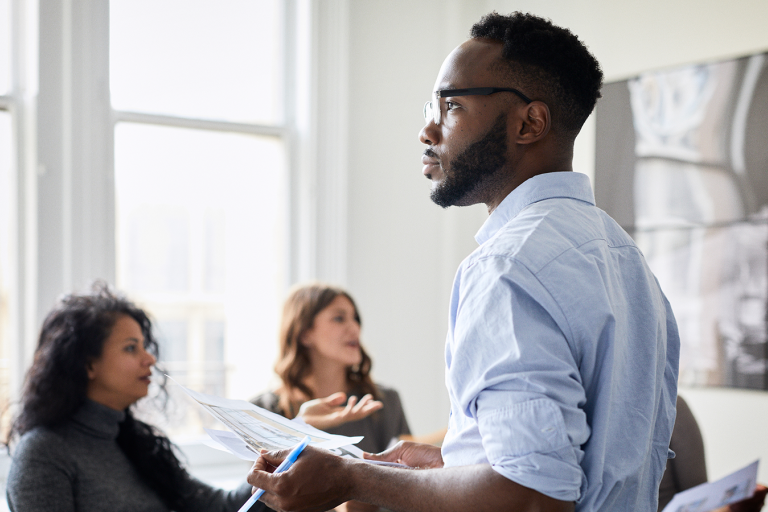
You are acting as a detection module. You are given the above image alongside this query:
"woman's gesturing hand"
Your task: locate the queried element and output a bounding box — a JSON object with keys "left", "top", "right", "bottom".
{"left": 298, "top": 392, "right": 383, "bottom": 430}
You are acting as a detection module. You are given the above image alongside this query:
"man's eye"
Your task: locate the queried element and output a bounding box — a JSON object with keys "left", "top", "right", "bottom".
{"left": 333, "top": 316, "right": 344, "bottom": 323}
{"left": 446, "top": 101, "right": 458, "bottom": 111}
{"left": 124, "top": 344, "right": 136, "bottom": 353}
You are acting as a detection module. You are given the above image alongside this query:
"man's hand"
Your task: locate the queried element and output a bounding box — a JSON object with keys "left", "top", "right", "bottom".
{"left": 727, "top": 484, "right": 768, "bottom": 512}
{"left": 335, "top": 501, "right": 380, "bottom": 512}
{"left": 247, "top": 444, "right": 572, "bottom": 512}
{"left": 364, "top": 440, "right": 444, "bottom": 469}
{"left": 298, "top": 392, "right": 383, "bottom": 430}
{"left": 248, "top": 445, "right": 353, "bottom": 512}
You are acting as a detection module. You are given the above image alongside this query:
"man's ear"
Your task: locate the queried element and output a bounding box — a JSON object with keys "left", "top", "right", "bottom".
{"left": 515, "top": 101, "right": 551, "bottom": 144}
{"left": 86, "top": 361, "right": 95, "bottom": 380}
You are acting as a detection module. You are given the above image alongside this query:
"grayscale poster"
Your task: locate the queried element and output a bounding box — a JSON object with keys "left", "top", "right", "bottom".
{"left": 595, "top": 52, "right": 768, "bottom": 389}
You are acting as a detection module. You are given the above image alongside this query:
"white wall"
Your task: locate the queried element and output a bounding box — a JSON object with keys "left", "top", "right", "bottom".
{"left": 342, "top": 0, "right": 768, "bottom": 483}
{"left": 345, "top": 0, "right": 467, "bottom": 439}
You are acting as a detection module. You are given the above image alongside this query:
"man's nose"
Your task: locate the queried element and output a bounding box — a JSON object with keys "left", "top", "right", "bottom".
{"left": 419, "top": 120, "right": 440, "bottom": 146}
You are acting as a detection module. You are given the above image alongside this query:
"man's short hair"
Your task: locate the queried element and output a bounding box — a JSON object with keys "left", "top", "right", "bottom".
{"left": 471, "top": 12, "right": 603, "bottom": 138}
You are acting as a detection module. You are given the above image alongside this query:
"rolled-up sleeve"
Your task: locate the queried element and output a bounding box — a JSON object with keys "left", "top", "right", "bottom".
{"left": 444, "top": 255, "right": 589, "bottom": 502}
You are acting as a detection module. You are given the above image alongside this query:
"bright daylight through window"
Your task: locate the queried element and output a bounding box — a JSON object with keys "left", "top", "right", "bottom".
{"left": 0, "top": 113, "right": 11, "bottom": 441}
{"left": 110, "top": 0, "right": 287, "bottom": 438}
{"left": 0, "top": 0, "right": 14, "bottom": 439}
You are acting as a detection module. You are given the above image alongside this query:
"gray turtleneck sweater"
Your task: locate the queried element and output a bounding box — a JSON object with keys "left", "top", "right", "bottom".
{"left": 6, "top": 400, "right": 261, "bottom": 512}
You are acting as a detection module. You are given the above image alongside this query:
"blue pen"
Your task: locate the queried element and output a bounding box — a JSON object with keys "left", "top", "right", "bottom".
{"left": 238, "top": 435, "right": 312, "bottom": 512}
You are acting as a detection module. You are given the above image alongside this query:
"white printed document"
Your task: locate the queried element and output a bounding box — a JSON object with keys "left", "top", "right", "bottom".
{"left": 174, "top": 382, "right": 362, "bottom": 460}
{"left": 661, "top": 459, "right": 759, "bottom": 512}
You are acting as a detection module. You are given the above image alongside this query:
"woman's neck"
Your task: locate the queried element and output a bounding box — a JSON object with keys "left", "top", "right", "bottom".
{"left": 302, "top": 359, "right": 350, "bottom": 399}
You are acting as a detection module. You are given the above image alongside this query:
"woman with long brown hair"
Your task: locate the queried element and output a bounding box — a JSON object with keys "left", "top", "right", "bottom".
{"left": 251, "top": 283, "right": 410, "bottom": 455}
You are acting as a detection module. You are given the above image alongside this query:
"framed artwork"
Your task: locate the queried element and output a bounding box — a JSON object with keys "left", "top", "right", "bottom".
{"left": 595, "top": 51, "right": 768, "bottom": 389}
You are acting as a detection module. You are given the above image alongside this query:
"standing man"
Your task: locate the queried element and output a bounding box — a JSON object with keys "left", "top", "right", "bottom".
{"left": 248, "top": 12, "right": 679, "bottom": 512}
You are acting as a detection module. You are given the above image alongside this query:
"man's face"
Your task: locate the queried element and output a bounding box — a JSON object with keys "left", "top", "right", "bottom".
{"left": 420, "top": 39, "right": 515, "bottom": 208}
{"left": 426, "top": 114, "right": 508, "bottom": 207}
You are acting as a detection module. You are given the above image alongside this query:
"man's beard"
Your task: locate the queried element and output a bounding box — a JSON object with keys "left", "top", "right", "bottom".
{"left": 429, "top": 114, "right": 508, "bottom": 208}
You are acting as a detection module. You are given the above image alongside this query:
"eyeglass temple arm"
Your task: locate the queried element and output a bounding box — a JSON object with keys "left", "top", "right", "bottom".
{"left": 438, "top": 87, "right": 533, "bottom": 104}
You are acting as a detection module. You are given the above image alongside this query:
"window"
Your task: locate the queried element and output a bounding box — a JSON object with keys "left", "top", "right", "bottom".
{"left": 0, "top": 0, "right": 10, "bottom": 95}
{"left": 1, "top": 0, "right": 349, "bottom": 448}
{"left": 0, "top": 0, "right": 351, "bottom": 500}
{"left": 0, "top": 111, "right": 12, "bottom": 439}
{"left": 110, "top": 0, "right": 288, "bottom": 437}
{"left": 0, "top": 0, "right": 16, "bottom": 440}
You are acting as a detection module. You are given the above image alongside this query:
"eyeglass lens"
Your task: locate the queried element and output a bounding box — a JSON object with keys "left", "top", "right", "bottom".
{"left": 423, "top": 92, "right": 441, "bottom": 125}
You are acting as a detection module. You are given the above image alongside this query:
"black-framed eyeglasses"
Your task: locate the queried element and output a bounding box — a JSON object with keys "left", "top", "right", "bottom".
{"left": 423, "top": 87, "right": 533, "bottom": 125}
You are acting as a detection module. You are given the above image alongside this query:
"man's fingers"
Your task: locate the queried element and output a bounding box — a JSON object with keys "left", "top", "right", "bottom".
{"left": 247, "top": 456, "right": 291, "bottom": 498}
{"left": 363, "top": 446, "right": 396, "bottom": 463}
{"left": 248, "top": 447, "right": 291, "bottom": 485}
{"left": 247, "top": 463, "right": 275, "bottom": 489}
{"left": 251, "top": 458, "right": 267, "bottom": 473}
{"left": 362, "top": 448, "right": 405, "bottom": 465}
{"left": 361, "top": 441, "right": 443, "bottom": 468}
{"left": 244, "top": 445, "right": 351, "bottom": 512}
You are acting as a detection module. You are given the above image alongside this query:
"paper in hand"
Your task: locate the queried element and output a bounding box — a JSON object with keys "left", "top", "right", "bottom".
{"left": 170, "top": 378, "right": 361, "bottom": 459}
{"left": 662, "top": 459, "right": 759, "bottom": 512}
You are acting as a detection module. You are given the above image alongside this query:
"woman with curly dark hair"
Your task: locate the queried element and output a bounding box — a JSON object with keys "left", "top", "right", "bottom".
{"left": 5, "top": 282, "right": 263, "bottom": 512}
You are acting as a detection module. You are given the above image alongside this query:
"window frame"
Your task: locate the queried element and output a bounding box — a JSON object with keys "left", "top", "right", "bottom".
{"left": 31, "top": 0, "right": 352, "bottom": 328}
{"left": 109, "top": 2, "right": 295, "bottom": 425}
{"left": 2, "top": 0, "right": 38, "bottom": 414}
{"left": 2, "top": 0, "right": 353, "bottom": 490}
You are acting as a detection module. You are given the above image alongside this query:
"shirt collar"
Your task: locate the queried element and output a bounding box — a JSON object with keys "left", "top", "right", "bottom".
{"left": 475, "top": 172, "right": 595, "bottom": 245}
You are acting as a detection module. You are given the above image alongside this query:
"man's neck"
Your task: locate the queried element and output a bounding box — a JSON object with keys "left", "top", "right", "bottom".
{"left": 485, "top": 135, "right": 575, "bottom": 214}
{"left": 485, "top": 165, "right": 573, "bottom": 214}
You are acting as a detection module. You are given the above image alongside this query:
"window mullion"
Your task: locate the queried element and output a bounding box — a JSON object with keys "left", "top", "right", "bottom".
{"left": 113, "top": 110, "right": 287, "bottom": 138}
{"left": 9, "top": 0, "right": 39, "bottom": 398}
{"left": 36, "top": 0, "right": 113, "bottom": 327}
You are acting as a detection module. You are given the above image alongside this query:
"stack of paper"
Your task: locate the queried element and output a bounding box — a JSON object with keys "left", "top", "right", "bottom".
{"left": 175, "top": 383, "right": 363, "bottom": 460}
{"left": 175, "top": 381, "right": 404, "bottom": 467}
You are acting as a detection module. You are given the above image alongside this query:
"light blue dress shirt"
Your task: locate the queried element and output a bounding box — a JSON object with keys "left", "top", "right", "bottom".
{"left": 440, "top": 172, "right": 679, "bottom": 511}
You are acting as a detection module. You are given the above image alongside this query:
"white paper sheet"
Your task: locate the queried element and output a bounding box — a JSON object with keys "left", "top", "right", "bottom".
{"left": 662, "top": 460, "right": 759, "bottom": 512}
{"left": 172, "top": 380, "right": 362, "bottom": 456}
{"left": 204, "top": 428, "right": 407, "bottom": 468}
{"left": 204, "top": 429, "right": 267, "bottom": 460}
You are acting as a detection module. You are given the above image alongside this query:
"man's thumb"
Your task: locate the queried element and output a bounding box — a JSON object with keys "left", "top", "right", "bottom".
{"left": 260, "top": 447, "right": 292, "bottom": 469}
